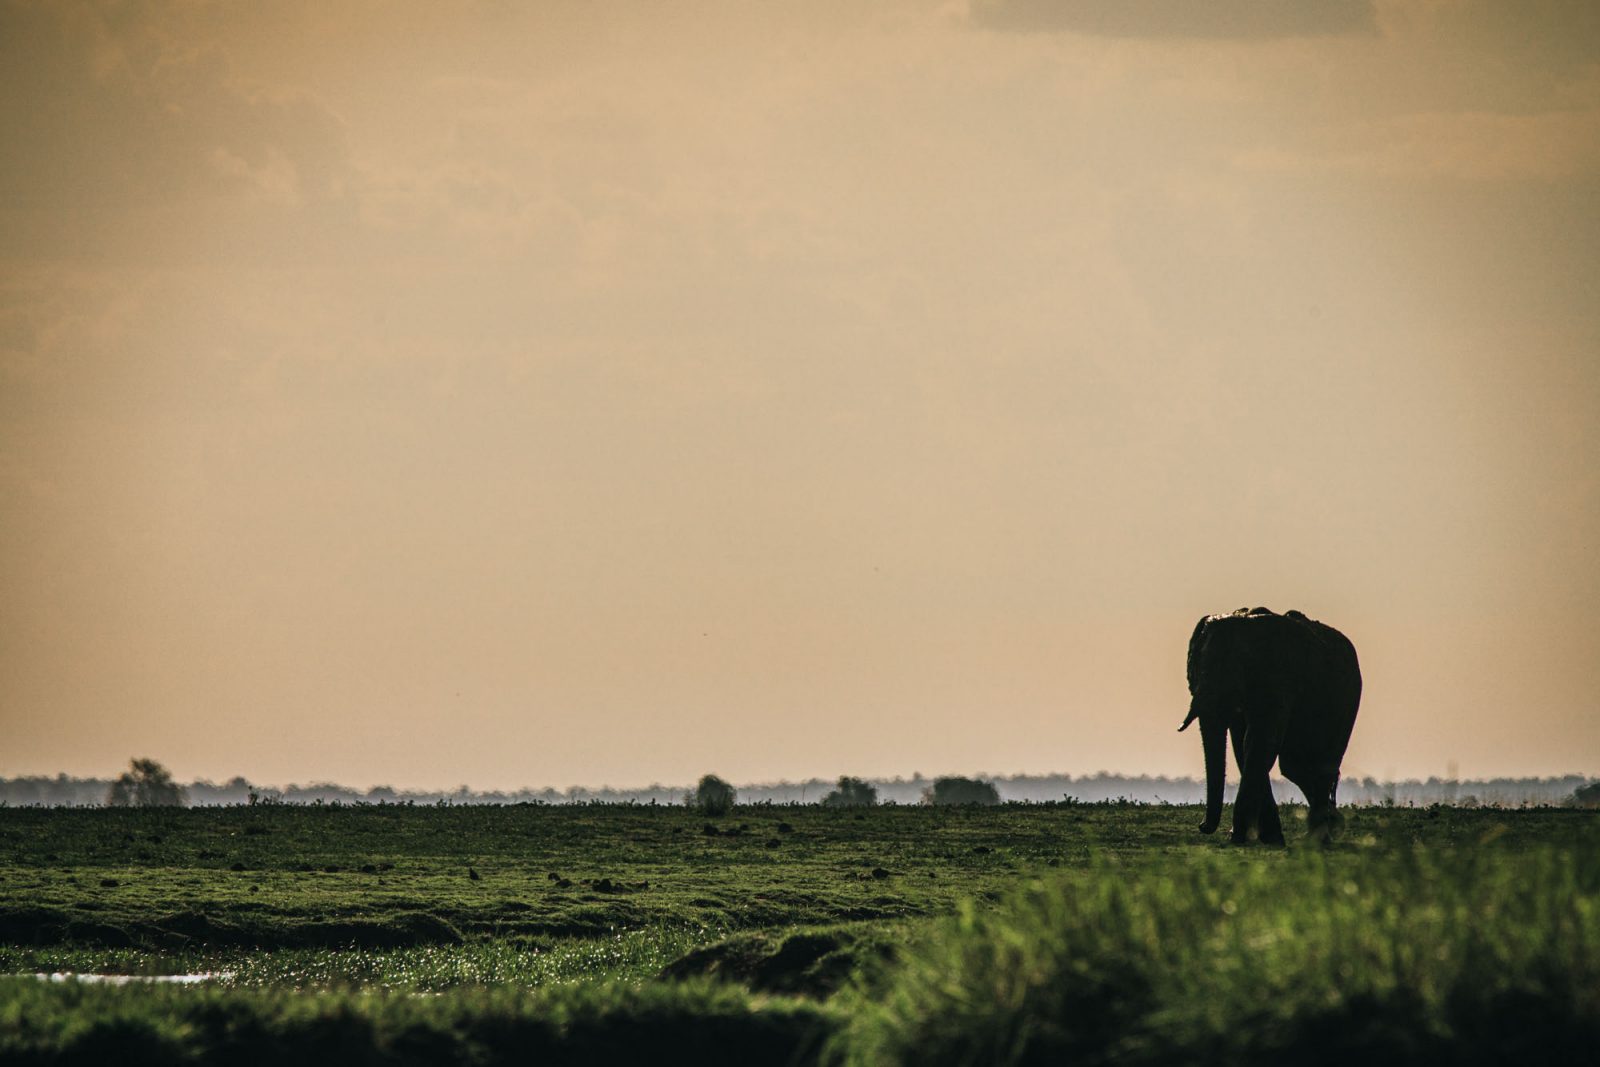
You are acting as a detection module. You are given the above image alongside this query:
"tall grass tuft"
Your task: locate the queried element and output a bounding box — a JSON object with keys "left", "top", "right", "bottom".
{"left": 0, "top": 977, "right": 837, "bottom": 1066}
{"left": 836, "top": 835, "right": 1600, "bottom": 1065}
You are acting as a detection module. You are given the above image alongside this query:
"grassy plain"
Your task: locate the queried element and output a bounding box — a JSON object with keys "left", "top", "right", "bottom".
{"left": 1, "top": 802, "right": 1596, "bottom": 1064}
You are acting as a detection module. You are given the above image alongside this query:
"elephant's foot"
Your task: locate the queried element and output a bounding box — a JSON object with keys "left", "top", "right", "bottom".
{"left": 1258, "top": 827, "right": 1286, "bottom": 847}
{"left": 1306, "top": 801, "right": 1343, "bottom": 844}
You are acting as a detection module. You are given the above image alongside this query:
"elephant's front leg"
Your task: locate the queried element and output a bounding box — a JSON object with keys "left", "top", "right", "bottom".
{"left": 1228, "top": 731, "right": 1253, "bottom": 844}
{"left": 1255, "top": 780, "right": 1284, "bottom": 845}
{"left": 1232, "top": 718, "right": 1287, "bottom": 845}
{"left": 1230, "top": 772, "right": 1270, "bottom": 845}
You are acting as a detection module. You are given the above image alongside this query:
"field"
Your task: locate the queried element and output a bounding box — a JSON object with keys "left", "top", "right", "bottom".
{"left": 1, "top": 801, "right": 1596, "bottom": 1064}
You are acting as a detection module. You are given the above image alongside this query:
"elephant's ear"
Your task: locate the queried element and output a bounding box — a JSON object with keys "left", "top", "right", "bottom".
{"left": 1185, "top": 616, "right": 1211, "bottom": 695}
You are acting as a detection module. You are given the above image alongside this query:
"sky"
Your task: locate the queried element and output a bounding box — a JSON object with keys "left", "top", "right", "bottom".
{"left": 2, "top": 0, "right": 1597, "bottom": 792}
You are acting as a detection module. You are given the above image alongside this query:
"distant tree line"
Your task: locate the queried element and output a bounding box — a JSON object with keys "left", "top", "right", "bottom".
{"left": 0, "top": 766, "right": 1593, "bottom": 809}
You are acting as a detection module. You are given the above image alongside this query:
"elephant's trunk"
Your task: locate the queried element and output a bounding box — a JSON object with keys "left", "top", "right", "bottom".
{"left": 1198, "top": 710, "right": 1227, "bottom": 835}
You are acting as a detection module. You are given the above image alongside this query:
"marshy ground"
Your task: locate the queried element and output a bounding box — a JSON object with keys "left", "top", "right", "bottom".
{"left": 1, "top": 802, "right": 1595, "bottom": 1064}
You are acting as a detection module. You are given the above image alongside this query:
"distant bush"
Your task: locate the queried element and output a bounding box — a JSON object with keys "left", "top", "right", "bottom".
{"left": 106, "top": 758, "right": 186, "bottom": 808}
{"left": 923, "top": 777, "right": 999, "bottom": 807}
{"left": 689, "top": 774, "right": 736, "bottom": 816}
{"left": 822, "top": 776, "right": 878, "bottom": 808}
{"left": 1573, "top": 782, "right": 1600, "bottom": 808}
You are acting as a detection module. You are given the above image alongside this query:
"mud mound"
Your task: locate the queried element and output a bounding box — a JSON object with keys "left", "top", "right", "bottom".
{"left": 290, "top": 912, "right": 464, "bottom": 948}
{"left": 0, "top": 907, "right": 136, "bottom": 948}
{"left": 0, "top": 906, "right": 462, "bottom": 950}
{"left": 661, "top": 925, "right": 896, "bottom": 997}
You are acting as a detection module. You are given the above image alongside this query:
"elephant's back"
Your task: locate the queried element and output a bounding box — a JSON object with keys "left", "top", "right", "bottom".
{"left": 1306, "top": 619, "right": 1359, "bottom": 678}
{"left": 1298, "top": 616, "right": 1362, "bottom": 713}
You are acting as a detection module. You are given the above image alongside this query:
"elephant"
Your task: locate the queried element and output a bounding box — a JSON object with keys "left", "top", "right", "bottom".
{"left": 1179, "top": 607, "right": 1361, "bottom": 844}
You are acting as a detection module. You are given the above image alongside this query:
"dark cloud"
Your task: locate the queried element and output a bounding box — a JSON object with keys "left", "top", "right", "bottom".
{"left": 1432, "top": 1, "right": 1600, "bottom": 77}
{"left": 0, "top": 2, "right": 352, "bottom": 262}
{"left": 971, "top": 0, "right": 1376, "bottom": 39}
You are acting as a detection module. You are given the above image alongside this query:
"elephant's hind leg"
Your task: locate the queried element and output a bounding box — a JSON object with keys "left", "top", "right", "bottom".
{"left": 1302, "top": 772, "right": 1342, "bottom": 844}
{"left": 1305, "top": 777, "right": 1344, "bottom": 844}
{"left": 1279, "top": 752, "right": 1326, "bottom": 845}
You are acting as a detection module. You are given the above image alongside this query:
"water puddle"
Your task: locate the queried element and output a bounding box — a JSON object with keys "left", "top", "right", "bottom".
{"left": 32, "top": 972, "right": 231, "bottom": 985}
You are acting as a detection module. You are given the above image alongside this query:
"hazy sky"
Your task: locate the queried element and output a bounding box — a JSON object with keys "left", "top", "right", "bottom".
{"left": 3, "top": 0, "right": 1597, "bottom": 791}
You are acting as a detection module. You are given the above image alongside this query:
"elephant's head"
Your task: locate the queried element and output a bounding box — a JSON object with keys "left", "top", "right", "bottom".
{"left": 1179, "top": 608, "right": 1267, "bottom": 833}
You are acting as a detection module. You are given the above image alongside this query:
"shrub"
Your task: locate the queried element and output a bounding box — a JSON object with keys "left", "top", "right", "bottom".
{"left": 105, "top": 758, "right": 186, "bottom": 808}
{"left": 0, "top": 977, "right": 836, "bottom": 1066}
{"left": 835, "top": 838, "right": 1600, "bottom": 1065}
{"left": 1572, "top": 781, "right": 1600, "bottom": 808}
{"left": 821, "top": 777, "right": 878, "bottom": 808}
{"left": 689, "top": 774, "right": 736, "bottom": 816}
{"left": 922, "top": 776, "right": 999, "bottom": 806}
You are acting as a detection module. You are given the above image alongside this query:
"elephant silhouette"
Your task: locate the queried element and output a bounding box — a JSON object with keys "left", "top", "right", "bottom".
{"left": 1180, "top": 607, "right": 1361, "bottom": 844}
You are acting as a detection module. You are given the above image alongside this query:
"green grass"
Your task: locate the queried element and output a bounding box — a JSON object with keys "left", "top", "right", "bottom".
{"left": 0, "top": 802, "right": 1151, "bottom": 949}
{"left": 3, "top": 800, "right": 1576, "bottom": 951}
{"left": 1, "top": 803, "right": 1596, "bottom": 1063}
{"left": 0, "top": 976, "right": 838, "bottom": 1066}
{"left": 218, "top": 927, "right": 719, "bottom": 990}
{"left": 835, "top": 833, "right": 1600, "bottom": 1065}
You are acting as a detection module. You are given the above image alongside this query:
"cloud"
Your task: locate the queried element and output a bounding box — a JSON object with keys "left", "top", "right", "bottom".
{"left": 0, "top": 2, "right": 353, "bottom": 261}
{"left": 970, "top": 0, "right": 1376, "bottom": 39}
{"left": 1236, "top": 109, "right": 1600, "bottom": 182}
